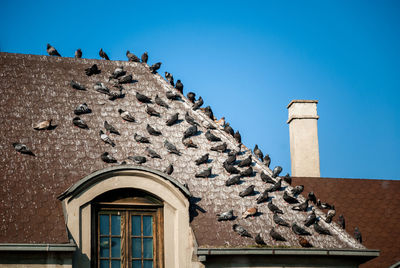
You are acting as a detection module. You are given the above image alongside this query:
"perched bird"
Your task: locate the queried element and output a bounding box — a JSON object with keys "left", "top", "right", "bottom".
{"left": 291, "top": 185, "right": 304, "bottom": 196}
{"left": 164, "top": 140, "right": 180, "bottom": 155}
{"left": 192, "top": 96, "right": 203, "bottom": 110}
{"left": 308, "top": 192, "right": 317, "bottom": 204}
{"left": 216, "top": 117, "right": 225, "bottom": 127}
{"left": 146, "top": 106, "right": 160, "bottom": 117}
{"left": 234, "top": 131, "right": 242, "bottom": 144}
{"left": 314, "top": 221, "right": 331, "bottom": 235}
{"left": 146, "top": 124, "right": 162, "bottom": 136}
{"left": 164, "top": 164, "right": 174, "bottom": 175}
{"left": 134, "top": 133, "right": 150, "bottom": 143}
{"left": 166, "top": 91, "right": 180, "bottom": 100}
{"left": 185, "top": 112, "right": 198, "bottom": 126}
{"left": 165, "top": 72, "right": 174, "bottom": 86}
{"left": 242, "top": 207, "right": 257, "bottom": 219}
{"left": 85, "top": 64, "right": 101, "bottom": 76}
{"left": 145, "top": 147, "right": 161, "bottom": 159}
{"left": 70, "top": 80, "right": 86, "bottom": 90}
{"left": 205, "top": 130, "right": 221, "bottom": 142}
{"left": 74, "top": 103, "right": 91, "bottom": 115}
{"left": 33, "top": 119, "right": 52, "bottom": 130}
{"left": 338, "top": 215, "right": 345, "bottom": 229}
{"left": 354, "top": 227, "right": 362, "bottom": 243}
{"left": 317, "top": 200, "right": 334, "bottom": 210}
{"left": 110, "top": 66, "right": 126, "bottom": 79}
{"left": 283, "top": 191, "right": 299, "bottom": 204}
{"left": 187, "top": 92, "right": 196, "bottom": 103}
{"left": 299, "top": 237, "right": 313, "bottom": 248}
{"left": 182, "top": 138, "right": 198, "bottom": 148}
{"left": 304, "top": 210, "right": 317, "bottom": 227}
{"left": 225, "top": 175, "right": 241, "bottom": 186}
{"left": 108, "top": 88, "right": 124, "bottom": 101}
{"left": 223, "top": 162, "right": 240, "bottom": 174}
{"left": 283, "top": 173, "right": 292, "bottom": 185}
{"left": 270, "top": 227, "right": 286, "bottom": 241}
{"left": 233, "top": 224, "right": 252, "bottom": 238}
{"left": 128, "top": 156, "right": 147, "bottom": 164}
{"left": 325, "top": 207, "right": 336, "bottom": 223}
{"left": 12, "top": 143, "right": 34, "bottom": 155}
{"left": 183, "top": 125, "right": 198, "bottom": 140}
{"left": 210, "top": 142, "right": 227, "bottom": 153}
{"left": 238, "top": 155, "right": 252, "bottom": 167}
{"left": 126, "top": 50, "right": 140, "bottom": 62}
{"left": 292, "top": 199, "right": 309, "bottom": 212}
{"left": 99, "top": 130, "right": 115, "bottom": 147}
{"left": 94, "top": 82, "right": 110, "bottom": 95}
{"left": 271, "top": 166, "right": 282, "bottom": 178}
{"left": 291, "top": 223, "right": 311, "bottom": 236}
{"left": 118, "top": 74, "right": 132, "bottom": 84}
{"left": 195, "top": 167, "right": 212, "bottom": 178}
{"left": 195, "top": 154, "right": 209, "bottom": 165}
{"left": 149, "top": 62, "right": 161, "bottom": 73}
{"left": 267, "top": 178, "right": 282, "bottom": 192}
{"left": 240, "top": 167, "right": 253, "bottom": 177}
{"left": 217, "top": 210, "right": 234, "bottom": 221}
{"left": 268, "top": 200, "right": 283, "bottom": 214}
{"left": 260, "top": 171, "right": 276, "bottom": 184}
{"left": 224, "top": 123, "right": 234, "bottom": 136}
{"left": 255, "top": 233, "right": 266, "bottom": 246}
{"left": 73, "top": 117, "right": 88, "bottom": 129}
{"left": 101, "top": 152, "right": 117, "bottom": 163}
{"left": 263, "top": 154, "right": 271, "bottom": 167}
{"left": 273, "top": 213, "right": 290, "bottom": 227}
{"left": 239, "top": 185, "right": 255, "bottom": 197}
{"left": 136, "top": 92, "right": 152, "bottom": 103}
{"left": 155, "top": 95, "right": 169, "bottom": 109}
{"left": 99, "top": 48, "right": 109, "bottom": 60}
{"left": 256, "top": 190, "right": 269, "bottom": 204}
{"left": 202, "top": 106, "right": 214, "bottom": 120}
{"left": 224, "top": 151, "right": 237, "bottom": 165}
{"left": 118, "top": 109, "right": 135, "bottom": 122}
{"left": 47, "top": 44, "right": 61, "bottom": 56}
{"left": 141, "top": 52, "right": 148, "bottom": 63}
{"left": 104, "top": 121, "right": 120, "bottom": 135}
{"left": 253, "top": 144, "right": 263, "bottom": 160}
{"left": 165, "top": 113, "right": 179, "bottom": 126}
{"left": 75, "top": 48, "right": 82, "bottom": 58}
{"left": 175, "top": 80, "right": 183, "bottom": 93}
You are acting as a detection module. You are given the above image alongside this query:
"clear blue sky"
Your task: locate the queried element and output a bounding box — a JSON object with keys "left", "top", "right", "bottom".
{"left": 1, "top": 0, "right": 399, "bottom": 180}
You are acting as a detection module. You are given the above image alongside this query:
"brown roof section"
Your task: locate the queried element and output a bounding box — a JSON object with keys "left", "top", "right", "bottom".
{"left": 0, "top": 52, "right": 364, "bottom": 250}
{"left": 293, "top": 177, "right": 400, "bottom": 268}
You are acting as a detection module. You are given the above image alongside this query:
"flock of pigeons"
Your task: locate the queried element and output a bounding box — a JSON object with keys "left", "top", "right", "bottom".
{"left": 12, "top": 44, "right": 363, "bottom": 248}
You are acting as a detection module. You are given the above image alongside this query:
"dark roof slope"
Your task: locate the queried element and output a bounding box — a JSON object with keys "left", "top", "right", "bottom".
{"left": 0, "top": 52, "right": 363, "bottom": 250}
{"left": 293, "top": 177, "right": 400, "bottom": 268}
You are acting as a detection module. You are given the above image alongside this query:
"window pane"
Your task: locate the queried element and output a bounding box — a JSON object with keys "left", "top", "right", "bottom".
{"left": 132, "top": 216, "right": 141, "bottom": 236}
{"left": 100, "top": 260, "right": 109, "bottom": 268}
{"left": 144, "top": 260, "right": 153, "bottom": 268}
{"left": 143, "top": 238, "right": 153, "bottom": 258}
{"left": 100, "top": 214, "right": 109, "bottom": 235}
{"left": 132, "top": 238, "right": 142, "bottom": 258}
{"left": 100, "top": 237, "right": 110, "bottom": 257}
{"left": 143, "top": 216, "right": 153, "bottom": 236}
{"left": 111, "top": 260, "right": 121, "bottom": 268}
{"left": 111, "top": 215, "right": 121, "bottom": 235}
{"left": 111, "top": 237, "right": 121, "bottom": 258}
{"left": 132, "top": 260, "right": 142, "bottom": 268}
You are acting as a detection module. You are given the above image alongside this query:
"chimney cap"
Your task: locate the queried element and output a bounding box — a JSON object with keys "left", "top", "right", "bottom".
{"left": 287, "top": 100, "right": 318, "bottom": 109}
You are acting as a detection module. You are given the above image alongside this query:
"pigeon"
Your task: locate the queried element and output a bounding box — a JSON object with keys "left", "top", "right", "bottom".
{"left": 183, "top": 125, "right": 198, "bottom": 140}
{"left": 185, "top": 112, "right": 198, "bottom": 126}
{"left": 187, "top": 92, "right": 196, "bottom": 103}
{"left": 182, "top": 139, "right": 198, "bottom": 148}
{"left": 202, "top": 106, "right": 214, "bottom": 120}
{"left": 317, "top": 200, "right": 333, "bottom": 210}
{"left": 291, "top": 223, "right": 311, "bottom": 236}
{"left": 240, "top": 167, "right": 253, "bottom": 177}
{"left": 263, "top": 154, "right": 271, "bottom": 167}
{"left": 260, "top": 172, "right": 275, "bottom": 184}
{"left": 304, "top": 210, "right": 317, "bottom": 227}
{"left": 141, "top": 52, "right": 148, "bottom": 63}
{"left": 283, "top": 173, "right": 292, "bottom": 185}
{"left": 74, "top": 103, "right": 91, "bottom": 115}
{"left": 216, "top": 117, "right": 225, "bottom": 127}
{"left": 108, "top": 89, "right": 124, "bottom": 101}
{"left": 110, "top": 66, "right": 126, "bottom": 79}
{"left": 224, "top": 123, "right": 234, "bottom": 136}
{"left": 128, "top": 156, "right": 147, "bottom": 164}
{"left": 308, "top": 192, "right": 317, "bottom": 204}
{"left": 94, "top": 82, "right": 110, "bottom": 95}
{"left": 255, "top": 233, "right": 266, "bottom": 245}
{"left": 238, "top": 155, "right": 252, "bottom": 167}
{"left": 242, "top": 207, "right": 257, "bottom": 219}
{"left": 164, "top": 164, "right": 174, "bottom": 175}
{"left": 256, "top": 190, "right": 269, "bottom": 204}
{"left": 165, "top": 72, "right": 174, "bottom": 86}
{"left": 70, "top": 80, "right": 86, "bottom": 90}
{"left": 195, "top": 154, "right": 209, "bottom": 165}
{"left": 270, "top": 227, "right": 286, "bottom": 241}
{"left": 99, "top": 130, "right": 115, "bottom": 147}
{"left": 155, "top": 95, "right": 169, "bottom": 109}
{"left": 165, "top": 113, "right": 179, "bottom": 126}
{"left": 239, "top": 185, "right": 255, "bottom": 197}
{"left": 85, "top": 64, "right": 101, "bottom": 76}
{"left": 253, "top": 144, "right": 263, "bottom": 160}
{"left": 291, "top": 185, "right": 304, "bottom": 196}
{"left": 136, "top": 92, "right": 152, "bottom": 103}
{"left": 118, "top": 74, "right": 132, "bottom": 84}
{"left": 104, "top": 121, "right": 120, "bottom": 135}
{"left": 325, "top": 207, "right": 336, "bottom": 223}
{"left": 73, "top": 117, "right": 88, "bottom": 129}
{"left": 271, "top": 166, "right": 282, "bottom": 178}
{"left": 146, "top": 124, "right": 162, "bottom": 136}
{"left": 47, "top": 44, "right": 61, "bottom": 56}
{"left": 126, "top": 50, "right": 140, "bottom": 62}
{"left": 217, "top": 210, "right": 234, "bottom": 221}
{"left": 134, "top": 133, "right": 150, "bottom": 143}
{"left": 145, "top": 147, "right": 161, "bottom": 159}
{"left": 210, "top": 142, "right": 227, "bottom": 153}
{"left": 101, "top": 152, "right": 117, "bottom": 163}
{"left": 223, "top": 162, "right": 240, "bottom": 174}
{"left": 149, "top": 62, "right": 161, "bottom": 73}
{"left": 224, "top": 152, "right": 237, "bottom": 166}
{"left": 233, "top": 224, "right": 252, "bottom": 238}
{"left": 33, "top": 119, "right": 52, "bottom": 130}
{"left": 12, "top": 143, "right": 34, "bottom": 155}
{"left": 225, "top": 175, "right": 241, "bottom": 186}
{"left": 267, "top": 178, "right": 282, "bottom": 192}
{"left": 195, "top": 167, "right": 212, "bottom": 178}
{"left": 175, "top": 80, "right": 183, "bottom": 93}
{"left": 164, "top": 140, "right": 181, "bottom": 155}
{"left": 166, "top": 91, "right": 180, "bottom": 100}
{"left": 292, "top": 199, "right": 309, "bottom": 212}
{"left": 192, "top": 96, "right": 203, "bottom": 110}
{"left": 99, "top": 48, "right": 109, "bottom": 60}
{"left": 338, "top": 215, "right": 345, "bottom": 229}
{"left": 118, "top": 109, "right": 135, "bottom": 122}
{"left": 283, "top": 191, "right": 299, "bottom": 204}
{"left": 273, "top": 213, "right": 290, "bottom": 227}
{"left": 146, "top": 106, "right": 160, "bottom": 117}
{"left": 354, "top": 227, "right": 362, "bottom": 243}
{"left": 234, "top": 131, "right": 242, "bottom": 144}
{"left": 205, "top": 130, "right": 221, "bottom": 142}
{"left": 75, "top": 48, "right": 82, "bottom": 58}
{"left": 299, "top": 237, "right": 313, "bottom": 248}
{"left": 268, "top": 200, "right": 283, "bottom": 214}
{"left": 314, "top": 222, "right": 331, "bottom": 235}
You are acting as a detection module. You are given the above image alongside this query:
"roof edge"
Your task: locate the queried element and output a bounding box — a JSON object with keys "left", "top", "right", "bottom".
{"left": 287, "top": 100, "right": 318, "bottom": 109}
{"left": 0, "top": 243, "right": 76, "bottom": 252}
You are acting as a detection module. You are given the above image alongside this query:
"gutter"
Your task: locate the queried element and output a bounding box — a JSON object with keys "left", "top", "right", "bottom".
{"left": 0, "top": 243, "right": 76, "bottom": 252}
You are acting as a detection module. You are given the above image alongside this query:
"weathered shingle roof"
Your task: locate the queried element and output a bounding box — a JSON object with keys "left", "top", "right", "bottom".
{"left": 0, "top": 52, "right": 364, "bottom": 250}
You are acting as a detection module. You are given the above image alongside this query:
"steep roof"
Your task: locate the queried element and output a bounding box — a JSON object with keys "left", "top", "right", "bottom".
{"left": 0, "top": 52, "right": 364, "bottom": 250}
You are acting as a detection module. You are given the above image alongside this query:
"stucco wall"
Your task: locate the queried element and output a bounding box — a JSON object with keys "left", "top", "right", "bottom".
{"left": 0, "top": 252, "right": 73, "bottom": 268}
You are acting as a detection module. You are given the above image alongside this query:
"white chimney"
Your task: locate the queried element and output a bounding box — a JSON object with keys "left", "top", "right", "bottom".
{"left": 287, "top": 100, "right": 320, "bottom": 177}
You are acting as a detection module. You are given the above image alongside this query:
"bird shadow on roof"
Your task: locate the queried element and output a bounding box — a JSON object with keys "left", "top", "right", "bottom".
{"left": 189, "top": 196, "right": 206, "bottom": 222}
